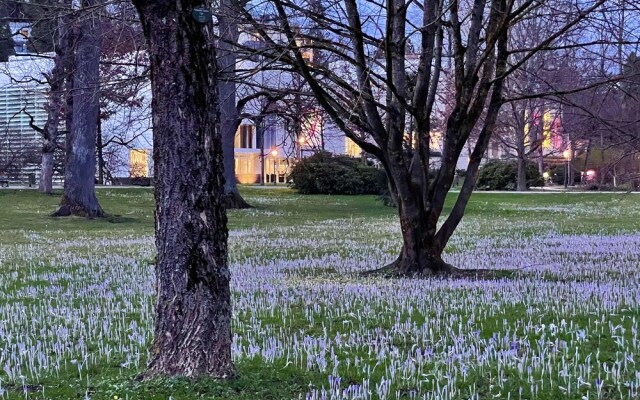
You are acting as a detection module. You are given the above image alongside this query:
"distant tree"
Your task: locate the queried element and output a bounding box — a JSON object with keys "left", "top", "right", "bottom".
{"left": 247, "top": 0, "right": 616, "bottom": 276}
{"left": 53, "top": 0, "right": 105, "bottom": 217}
{"left": 218, "top": 0, "right": 251, "bottom": 208}
{"left": 4, "top": 0, "right": 149, "bottom": 193}
{"left": 0, "top": 119, "right": 40, "bottom": 180}
{"left": 132, "top": 0, "right": 234, "bottom": 378}
{"left": 97, "top": 8, "right": 149, "bottom": 184}
{"left": 622, "top": 52, "right": 640, "bottom": 93}
{"left": 34, "top": 0, "right": 73, "bottom": 194}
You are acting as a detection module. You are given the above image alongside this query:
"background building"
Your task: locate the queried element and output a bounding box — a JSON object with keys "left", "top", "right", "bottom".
{"left": 0, "top": 55, "right": 48, "bottom": 183}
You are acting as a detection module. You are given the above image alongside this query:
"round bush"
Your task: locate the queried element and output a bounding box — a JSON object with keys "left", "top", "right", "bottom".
{"left": 289, "top": 152, "right": 386, "bottom": 195}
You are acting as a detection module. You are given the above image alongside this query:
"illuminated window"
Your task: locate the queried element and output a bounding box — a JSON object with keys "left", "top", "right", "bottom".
{"left": 235, "top": 124, "right": 254, "bottom": 149}
{"left": 490, "top": 142, "right": 499, "bottom": 158}
{"left": 345, "top": 138, "right": 361, "bottom": 157}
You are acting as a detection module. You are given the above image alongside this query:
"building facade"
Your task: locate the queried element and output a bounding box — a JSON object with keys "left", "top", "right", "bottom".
{"left": 0, "top": 56, "right": 48, "bottom": 182}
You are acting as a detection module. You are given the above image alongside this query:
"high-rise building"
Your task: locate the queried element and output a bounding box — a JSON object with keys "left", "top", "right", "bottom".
{"left": 0, "top": 56, "right": 48, "bottom": 182}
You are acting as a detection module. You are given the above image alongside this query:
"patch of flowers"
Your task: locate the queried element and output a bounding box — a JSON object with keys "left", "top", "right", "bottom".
{"left": 0, "top": 198, "right": 639, "bottom": 399}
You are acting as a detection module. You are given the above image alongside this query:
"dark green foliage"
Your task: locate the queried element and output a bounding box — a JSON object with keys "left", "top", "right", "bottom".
{"left": 0, "top": 22, "right": 14, "bottom": 62}
{"left": 289, "top": 151, "right": 387, "bottom": 195}
{"left": 525, "top": 163, "right": 544, "bottom": 187}
{"left": 477, "top": 159, "right": 544, "bottom": 190}
{"left": 548, "top": 165, "right": 581, "bottom": 185}
{"left": 477, "top": 160, "right": 515, "bottom": 190}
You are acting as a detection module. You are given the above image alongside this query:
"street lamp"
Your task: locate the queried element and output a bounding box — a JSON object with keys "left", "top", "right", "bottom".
{"left": 297, "top": 136, "right": 305, "bottom": 160}
{"left": 271, "top": 148, "right": 278, "bottom": 185}
{"left": 563, "top": 149, "right": 571, "bottom": 188}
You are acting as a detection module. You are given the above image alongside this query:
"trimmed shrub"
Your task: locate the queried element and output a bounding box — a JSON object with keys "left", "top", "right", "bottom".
{"left": 289, "top": 152, "right": 387, "bottom": 195}
{"left": 477, "top": 159, "right": 543, "bottom": 190}
{"left": 526, "top": 162, "right": 545, "bottom": 187}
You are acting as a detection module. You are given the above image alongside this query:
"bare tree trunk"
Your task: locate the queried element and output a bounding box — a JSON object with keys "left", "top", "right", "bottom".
{"left": 40, "top": 2, "right": 72, "bottom": 194}
{"left": 516, "top": 156, "right": 527, "bottom": 191}
{"left": 133, "top": 0, "right": 234, "bottom": 378}
{"left": 516, "top": 110, "right": 528, "bottom": 191}
{"left": 385, "top": 198, "right": 453, "bottom": 276}
{"left": 53, "top": 1, "right": 104, "bottom": 217}
{"left": 39, "top": 149, "right": 55, "bottom": 193}
{"left": 219, "top": 0, "right": 250, "bottom": 209}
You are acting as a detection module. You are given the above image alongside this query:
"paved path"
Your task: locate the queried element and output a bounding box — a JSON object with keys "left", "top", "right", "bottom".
{"left": 0, "top": 184, "right": 291, "bottom": 190}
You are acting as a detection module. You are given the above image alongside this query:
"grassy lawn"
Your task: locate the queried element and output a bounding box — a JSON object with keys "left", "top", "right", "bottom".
{"left": 0, "top": 187, "right": 639, "bottom": 399}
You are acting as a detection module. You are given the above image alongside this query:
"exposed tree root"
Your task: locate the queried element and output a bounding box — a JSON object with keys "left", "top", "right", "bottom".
{"left": 51, "top": 202, "right": 105, "bottom": 218}
{"left": 361, "top": 256, "right": 518, "bottom": 280}
{"left": 136, "top": 366, "right": 236, "bottom": 382}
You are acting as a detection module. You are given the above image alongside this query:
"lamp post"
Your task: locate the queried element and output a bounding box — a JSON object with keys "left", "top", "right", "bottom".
{"left": 256, "top": 115, "right": 265, "bottom": 186}
{"left": 563, "top": 149, "right": 571, "bottom": 188}
{"left": 271, "top": 148, "right": 278, "bottom": 185}
{"left": 297, "top": 136, "right": 305, "bottom": 160}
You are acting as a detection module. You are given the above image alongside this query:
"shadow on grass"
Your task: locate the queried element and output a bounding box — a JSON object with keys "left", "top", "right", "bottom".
{"left": 105, "top": 215, "right": 138, "bottom": 224}
{"left": 103, "top": 360, "right": 325, "bottom": 400}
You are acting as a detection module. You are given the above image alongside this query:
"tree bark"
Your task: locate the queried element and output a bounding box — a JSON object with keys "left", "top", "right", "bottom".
{"left": 39, "top": 149, "right": 55, "bottom": 193}
{"left": 219, "top": 0, "right": 251, "bottom": 209}
{"left": 389, "top": 201, "right": 453, "bottom": 276}
{"left": 516, "top": 156, "right": 527, "bottom": 191}
{"left": 53, "top": 0, "right": 104, "bottom": 217}
{"left": 133, "top": 0, "right": 234, "bottom": 378}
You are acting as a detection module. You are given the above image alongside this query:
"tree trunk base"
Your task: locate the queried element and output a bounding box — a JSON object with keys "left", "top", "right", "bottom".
{"left": 51, "top": 198, "right": 105, "bottom": 218}
{"left": 362, "top": 255, "right": 517, "bottom": 280}
{"left": 139, "top": 363, "right": 235, "bottom": 381}
{"left": 223, "top": 190, "right": 252, "bottom": 209}
{"left": 141, "top": 282, "right": 236, "bottom": 380}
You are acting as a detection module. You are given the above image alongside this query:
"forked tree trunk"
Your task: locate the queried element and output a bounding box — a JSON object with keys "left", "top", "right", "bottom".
{"left": 388, "top": 203, "right": 453, "bottom": 276}
{"left": 53, "top": 1, "right": 104, "bottom": 218}
{"left": 378, "top": 25, "right": 509, "bottom": 278}
{"left": 373, "top": 161, "right": 456, "bottom": 277}
{"left": 133, "top": 0, "right": 234, "bottom": 378}
{"left": 219, "top": 0, "right": 251, "bottom": 209}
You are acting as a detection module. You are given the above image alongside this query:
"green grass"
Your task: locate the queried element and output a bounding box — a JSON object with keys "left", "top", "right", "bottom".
{"left": 1, "top": 187, "right": 637, "bottom": 235}
{"left": 0, "top": 187, "right": 639, "bottom": 399}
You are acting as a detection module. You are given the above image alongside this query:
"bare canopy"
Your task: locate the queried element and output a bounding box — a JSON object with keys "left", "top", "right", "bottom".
{"left": 244, "top": 0, "right": 628, "bottom": 276}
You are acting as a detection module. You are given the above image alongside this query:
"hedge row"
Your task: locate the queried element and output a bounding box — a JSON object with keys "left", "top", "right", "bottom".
{"left": 290, "top": 155, "right": 548, "bottom": 195}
